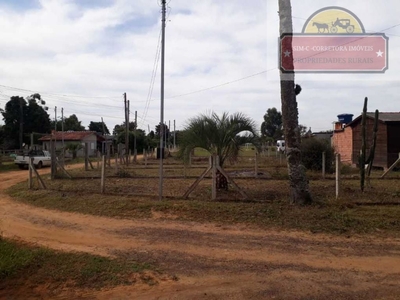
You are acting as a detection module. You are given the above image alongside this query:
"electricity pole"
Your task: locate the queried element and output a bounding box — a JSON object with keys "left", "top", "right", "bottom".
{"left": 124, "top": 93, "right": 129, "bottom": 165}
{"left": 19, "top": 98, "right": 23, "bottom": 150}
{"left": 54, "top": 106, "right": 57, "bottom": 132}
{"left": 159, "top": 0, "right": 166, "bottom": 200}
{"left": 62, "top": 108, "right": 64, "bottom": 164}
{"left": 134, "top": 110, "right": 137, "bottom": 162}
{"left": 174, "top": 119, "right": 176, "bottom": 149}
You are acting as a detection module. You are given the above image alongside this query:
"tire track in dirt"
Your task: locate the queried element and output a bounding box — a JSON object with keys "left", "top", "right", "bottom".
{"left": 1, "top": 167, "right": 400, "bottom": 299}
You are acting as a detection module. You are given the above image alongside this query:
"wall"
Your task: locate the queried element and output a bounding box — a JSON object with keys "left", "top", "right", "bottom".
{"left": 387, "top": 122, "right": 400, "bottom": 167}
{"left": 42, "top": 134, "right": 98, "bottom": 157}
{"left": 332, "top": 125, "right": 353, "bottom": 165}
{"left": 351, "top": 118, "right": 387, "bottom": 168}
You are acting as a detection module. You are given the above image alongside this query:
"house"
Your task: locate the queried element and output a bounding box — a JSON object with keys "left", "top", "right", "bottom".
{"left": 332, "top": 113, "right": 400, "bottom": 169}
{"left": 39, "top": 131, "right": 106, "bottom": 157}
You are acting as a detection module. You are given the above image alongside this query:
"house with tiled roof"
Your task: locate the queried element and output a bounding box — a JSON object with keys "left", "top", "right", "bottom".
{"left": 39, "top": 131, "right": 105, "bottom": 157}
{"left": 332, "top": 112, "right": 400, "bottom": 169}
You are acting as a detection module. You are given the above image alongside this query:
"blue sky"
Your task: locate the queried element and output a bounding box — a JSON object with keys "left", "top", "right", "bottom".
{"left": 0, "top": 0, "right": 399, "bottom": 134}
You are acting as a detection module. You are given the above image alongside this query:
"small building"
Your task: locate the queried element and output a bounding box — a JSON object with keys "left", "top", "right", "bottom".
{"left": 39, "top": 131, "right": 105, "bottom": 157}
{"left": 332, "top": 113, "right": 400, "bottom": 169}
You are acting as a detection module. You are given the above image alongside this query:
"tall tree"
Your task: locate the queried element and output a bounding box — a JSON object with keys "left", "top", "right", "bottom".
{"left": 155, "top": 123, "right": 170, "bottom": 146}
{"left": 113, "top": 121, "right": 136, "bottom": 135}
{"left": 64, "top": 114, "right": 85, "bottom": 131}
{"left": 279, "top": 0, "right": 312, "bottom": 205}
{"left": 88, "top": 121, "right": 110, "bottom": 134}
{"left": 0, "top": 95, "right": 50, "bottom": 149}
{"left": 261, "top": 107, "right": 283, "bottom": 140}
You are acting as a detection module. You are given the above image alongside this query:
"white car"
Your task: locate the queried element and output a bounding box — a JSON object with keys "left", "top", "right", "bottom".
{"left": 14, "top": 150, "right": 51, "bottom": 169}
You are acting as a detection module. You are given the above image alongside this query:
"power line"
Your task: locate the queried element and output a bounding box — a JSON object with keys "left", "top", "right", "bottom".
{"left": 164, "top": 69, "right": 272, "bottom": 100}
{"left": 139, "top": 26, "right": 162, "bottom": 127}
{"left": 0, "top": 84, "right": 122, "bottom": 99}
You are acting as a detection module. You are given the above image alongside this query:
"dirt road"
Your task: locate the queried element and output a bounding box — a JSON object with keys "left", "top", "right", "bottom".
{"left": 1, "top": 168, "right": 400, "bottom": 299}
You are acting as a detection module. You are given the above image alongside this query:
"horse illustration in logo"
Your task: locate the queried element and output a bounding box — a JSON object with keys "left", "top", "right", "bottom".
{"left": 312, "top": 22, "right": 329, "bottom": 33}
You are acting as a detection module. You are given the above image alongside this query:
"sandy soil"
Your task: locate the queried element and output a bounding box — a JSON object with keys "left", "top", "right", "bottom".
{"left": 1, "top": 166, "right": 400, "bottom": 299}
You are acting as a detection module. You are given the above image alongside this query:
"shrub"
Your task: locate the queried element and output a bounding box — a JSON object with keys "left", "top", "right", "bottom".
{"left": 301, "top": 138, "right": 334, "bottom": 172}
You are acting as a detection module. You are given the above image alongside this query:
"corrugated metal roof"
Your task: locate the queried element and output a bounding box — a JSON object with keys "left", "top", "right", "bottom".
{"left": 39, "top": 131, "right": 105, "bottom": 141}
{"left": 366, "top": 112, "right": 400, "bottom": 122}
{"left": 346, "top": 112, "right": 400, "bottom": 127}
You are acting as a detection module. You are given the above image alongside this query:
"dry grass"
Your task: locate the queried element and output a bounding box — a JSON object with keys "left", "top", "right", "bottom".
{"left": 6, "top": 154, "right": 400, "bottom": 236}
{"left": 0, "top": 237, "right": 160, "bottom": 296}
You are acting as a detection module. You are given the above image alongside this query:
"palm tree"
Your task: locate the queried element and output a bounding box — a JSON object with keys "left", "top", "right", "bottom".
{"left": 65, "top": 142, "right": 83, "bottom": 159}
{"left": 178, "top": 112, "right": 260, "bottom": 189}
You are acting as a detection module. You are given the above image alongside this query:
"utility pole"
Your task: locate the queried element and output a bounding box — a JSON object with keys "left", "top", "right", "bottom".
{"left": 124, "top": 93, "right": 129, "bottom": 165}
{"left": 101, "top": 117, "right": 106, "bottom": 135}
{"left": 159, "top": 0, "right": 166, "bottom": 200}
{"left": 54, "top": 106, "right": 57, "bottom": 132}
{"left": 19, "top": 97, "right": 23, "bottom": 150}
{"left": 127, "top": 100, "right": 130, "bottom": 165}
{"left": 173, "top": 119, "right": 176, "bottom": 149}
{"left": 62, "top": 108, "right": 64, "bottom": 165}
{"left": 164, "top": 122, "right": 167, "bottom": 149}
{"left": 168, "top": 120, "right": 170, "bottom": 149}
{"left": 134, "top": 110, "right": 137, "bottom": 162}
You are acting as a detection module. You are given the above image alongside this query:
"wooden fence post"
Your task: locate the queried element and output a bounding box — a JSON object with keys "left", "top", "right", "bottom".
{"left": 28, "top": 157, "right": 33, "bottom": 189}
{"left": 51, "top": 139, "right": 56, "bottom": 180}
{"left": 84, "top": 143, "right": 89, "bottom": 171}
{"left": 101, "top": 155, "right": 106, "bottom": 193}
{"left": 381, "top": 152, "right": 400, "bottom": 178}
{"left": 322, "top": 151, "right": 326, "bottom": 179}
{"left": 212, "top": 155, "right": 217, "bottom": 200}
{"left": 107, "top": 143, "right": 111, "bottom": 167}
{"left": 336, "top": 153, "right": 341, "bottom": 199}
{"left": 255, "top": 152, "right": 259, "bottom": 178}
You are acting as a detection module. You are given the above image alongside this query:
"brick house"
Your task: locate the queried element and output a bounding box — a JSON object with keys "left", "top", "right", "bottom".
{"left": 39, "top": 131, "right": 105, "bottom": 157}
{"left": 332, "top": 113, "right": 400, "bottom": 169}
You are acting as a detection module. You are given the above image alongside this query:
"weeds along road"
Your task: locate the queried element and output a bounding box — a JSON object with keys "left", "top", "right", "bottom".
{"left": 1, "top": 167, "right": 400, "bottom": 299}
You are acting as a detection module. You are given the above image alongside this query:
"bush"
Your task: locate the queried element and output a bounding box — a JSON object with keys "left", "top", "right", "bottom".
{"left": 301, "top": 138, "right": 334, "bottom": 172}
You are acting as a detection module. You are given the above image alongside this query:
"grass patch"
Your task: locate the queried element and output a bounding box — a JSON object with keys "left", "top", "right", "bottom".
{"left": 0, "top": 161, "right": 19, "bottom": 172}
{"left": 0, "top": 236, "right": 156, "bottom": 292}
{"left": 6, "top": 176, "right": 400, "bottom": 236}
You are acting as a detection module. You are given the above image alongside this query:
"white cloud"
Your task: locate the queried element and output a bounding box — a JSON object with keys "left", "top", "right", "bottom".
{"left": 0, "top": 0, "right": 399, "bottom": 136}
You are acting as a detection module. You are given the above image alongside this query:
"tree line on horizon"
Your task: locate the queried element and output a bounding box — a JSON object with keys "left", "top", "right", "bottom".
{"left": 0, "top": 95, "right": 178, "bottom": 151}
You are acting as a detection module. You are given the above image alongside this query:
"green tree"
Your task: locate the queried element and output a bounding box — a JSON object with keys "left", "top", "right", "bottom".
{"left": 64, "top": 114, "right": 85, "bottom": 131}
{"left": 261, "top": 107, "right": 283, "bottom": 140}
{"left": 50, "top": 114, "right": 85, "bottom": 131}
{"left": 116, "top": 129, "right": 146, "bottom": 152}
{"left": 279, "top": 0, "right": 312, "bottom": 205}
{"left": 178, "top": 112, "right": 259, "bottom": 189}
{"left": 88, "top": 121, "right": 110, "bottom": 134}
{"left": 155, "top": 123, "right": 170, "bottom": 147}
{"left": 0, "top": 125, "right": 4, "bottom": 148}
{"left": 0, "top": 95, "right": 50, "bottom": 149}
{"left": 113, "top": 122, "right": 136, "bottom": 135}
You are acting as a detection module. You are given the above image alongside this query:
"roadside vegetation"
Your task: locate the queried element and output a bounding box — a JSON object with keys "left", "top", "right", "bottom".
{"left": 6, "top": 153, "right": 400, "bottom": 236}
{"left": 0, "top": 236, "right": 159, "bottom": 295}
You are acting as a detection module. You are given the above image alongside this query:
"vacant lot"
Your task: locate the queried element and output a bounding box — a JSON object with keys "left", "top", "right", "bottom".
{"left": 1, "top": 156, "right": 400, "bottom": 299}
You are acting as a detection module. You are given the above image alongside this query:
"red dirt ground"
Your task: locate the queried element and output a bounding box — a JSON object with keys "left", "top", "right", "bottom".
{"left": 1, "top": 166, "right": 400, "bottom": 299}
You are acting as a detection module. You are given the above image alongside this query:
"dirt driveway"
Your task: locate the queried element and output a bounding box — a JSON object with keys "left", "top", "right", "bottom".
{"left": 1, "top": 168, "right": 400, "bottom": 299}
